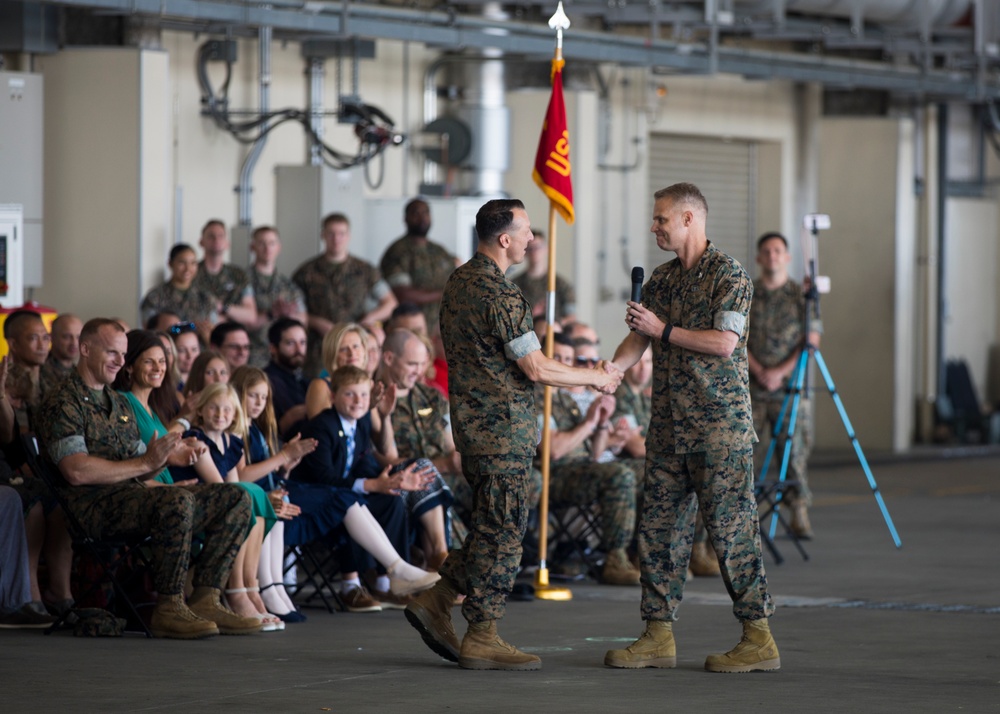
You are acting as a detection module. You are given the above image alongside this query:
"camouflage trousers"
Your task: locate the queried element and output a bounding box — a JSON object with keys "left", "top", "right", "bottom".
{"left": 441, "top": 465, "right": 541, "bottom": 526}
{"left": 65, "top": 482, "right": 252, "bottom": 596}
{"left": 622, "top": 456, "right": 711, "bottom": 546}
{"left": 639, "top": 448, "right": 774, "bottom": 623}
{"left": 550, "top": 459, "right": 636, "bottom": 551}
{"left": 753, "top": 396, "right": 813, "bottom": 506}
{"left": 440, "top": 452, "right": 533, "bottom": 624}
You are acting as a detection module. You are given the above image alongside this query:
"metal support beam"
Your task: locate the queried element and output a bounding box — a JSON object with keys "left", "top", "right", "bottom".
{"left": 15, "top": 0, "right": 1000, "bottom": 100}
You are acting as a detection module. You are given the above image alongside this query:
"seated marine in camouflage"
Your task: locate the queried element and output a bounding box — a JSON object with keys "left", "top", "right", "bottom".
{"left": 35, "top": 318, "right": 260, "bottom": 640}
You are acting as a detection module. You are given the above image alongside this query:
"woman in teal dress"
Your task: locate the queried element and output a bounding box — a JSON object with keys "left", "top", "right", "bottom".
{"left": 114, "top": 330, "right": 281, "bottom": 630}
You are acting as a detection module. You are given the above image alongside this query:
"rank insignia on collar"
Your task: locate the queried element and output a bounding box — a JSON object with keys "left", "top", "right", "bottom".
{"left": 417, "top": 407, "right": 434, "bottom": 417}
{"left": 120, "top": 415, "right": 130, "bottom": 423}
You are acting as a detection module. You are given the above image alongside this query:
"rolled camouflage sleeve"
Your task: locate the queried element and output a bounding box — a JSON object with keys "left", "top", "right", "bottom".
{"left": 490, "top": 291, "right": 538, "bottom": 361}
{"left": 712, "top": 266, "right": 753, "bottom": 336}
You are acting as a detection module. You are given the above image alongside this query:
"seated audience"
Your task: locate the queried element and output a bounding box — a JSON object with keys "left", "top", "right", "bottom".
{"left": 375, "top": 329, "right": 457, "bottom": 569}
{"left": 169, "top": 383, "right": 282, "bottom": 631}
{"left": 39, "top": 314, "right": 82, "bottom": 401}
{"left": 35, "top": 318, "right": 259, "bottom": 639}
{"left": 145, "top": 311, "right": 182, "bottom": 332}
{"left": 230, "top": 366, "right": 315, "bottom": 622}
{"left": 305, "top": 323, "right": 371, "bottom": 419}
{"left": 263, "top": 318, "right": 310, "bottom": 441}
{"left": 168, "top": 322, "right": 201, "bottom": 391}
{"left": 0, "top": 485, "right": 55, "bottom": 628}
{"left": 211, "top": 322, "right": 253, "bottom": 370}
{"left": 540, "top": 334, "right": 640, "bottom": 586}
{"left": 295, "top": 366, "right": 440, "bottom": 612}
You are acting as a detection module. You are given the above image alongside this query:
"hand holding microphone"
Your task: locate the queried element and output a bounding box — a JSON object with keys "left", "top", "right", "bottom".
{"left": 627, "top": 267, "right": 644, "bottom": 332}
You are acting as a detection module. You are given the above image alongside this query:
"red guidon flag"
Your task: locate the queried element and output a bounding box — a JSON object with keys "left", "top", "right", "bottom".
{"left": 532, "top": 58, "right": 574, "bottom": 225}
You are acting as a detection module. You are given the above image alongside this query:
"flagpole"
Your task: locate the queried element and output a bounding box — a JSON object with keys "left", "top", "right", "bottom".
{"left": 534, "top": 3, "right": 572, "bottom": 602}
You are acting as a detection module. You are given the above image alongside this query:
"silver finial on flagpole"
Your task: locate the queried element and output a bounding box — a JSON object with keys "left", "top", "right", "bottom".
{"left": 549, "top": 2, "right": 571, "bottom": 49}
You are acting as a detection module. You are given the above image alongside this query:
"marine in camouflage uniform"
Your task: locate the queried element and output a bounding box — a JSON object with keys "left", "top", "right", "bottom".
{"left": 392, "top": 379, "right": 540, "bottom": 527}
{"left": 38, "top": 355, "right": 73, "bottom": 404}
{"left": 748, "top": 278, "right": 821, "bottom": 507}
{"left": 512, "top": 272, "right": 576, "bottom": 324}
{"left": 542, "top": 389, "right": 636, "bottom": 555}
{"left": 193, "top": 262, "right": 254, "bottom": 315}
{"left": 249, "top": 268, "right": 306, "bottom": 368}
{"left": 35, "top": 360, "right": 251, "bottom": 598}
{"left": 612, "top": 188, "right": 774, "bottom": 634}
{"left": 140, "top": 282, "right": 219, "bottom": 327}
{"left": 437, "top": 250, "right": 539, "bottom": 624}
{"left": 636, "top": 241, "right": 771, "bottom": 622}
{"left": 292, "top": 254, "right": 390, "bottom": 376}
{"left": 380, "top": 236, "right": 456, "bottom": 333}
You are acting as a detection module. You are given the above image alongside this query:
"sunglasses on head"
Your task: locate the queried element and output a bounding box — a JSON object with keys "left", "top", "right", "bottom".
{"left": 167, "top": 322, "right": 197, "bottom": 335}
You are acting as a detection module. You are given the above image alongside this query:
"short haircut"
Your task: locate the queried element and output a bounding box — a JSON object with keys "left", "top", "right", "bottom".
{"left": 757, "top": 231, "right": 788, "bottom": 250}
{"left": 328, "top": 365, "right": 371, "bottom": 393}
{"left": 145, "top": 311, "right": 180, "bottom": 330}
{"left": 80, "top": 318, "right": 125, "bottom": 344}
{"left": 201, "top": 219, "right": 225, "bottom": 235}
{"left": 210, "top": 321, "right": 249, "bottom": 348}
{"left": 321, "top": 213, "right": 350, "bottom": 231}
{"left": 51, "top": 313, "right": 80, "bottom": 332}
{"left": 475, "top": 199, "right": 525, "bottom": 245}
{"left": 169, "top": 243, "right": 196, "bottom": 263}
{"left": 268, "top": 317, "right": 306, "bottom": 347}
{"left": 405, "top": 198, "right": 427, "bottom": 214}
{"left": 553, "top": 332, "right": 575, "bottom": 349}
{"left": 653, "top": 183, "right": 708, "bottom": 216}
{"left": 382, "top": 328, "right": 419, "bottom": 357}
{"left": 252, "top": 225, "right": 279, "bottom": 242}
{"left": 390, "top": 302, "right": 423, "bottom": 321}
{"left": 3, "top": 310, "right": 44, "bottom": 340}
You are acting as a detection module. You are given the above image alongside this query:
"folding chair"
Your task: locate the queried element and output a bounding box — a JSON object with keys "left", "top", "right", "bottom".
{"left": 547, "top": 499, "right": 605, "bottom": 581}
{"left": 283, "top": 539, "right": 345, "bottom": 613}
{"left": 22, "top": 435, "right": 154, "bottom": 637}
{"left": 754, "top": 478, "right": 810, "bottom": 565}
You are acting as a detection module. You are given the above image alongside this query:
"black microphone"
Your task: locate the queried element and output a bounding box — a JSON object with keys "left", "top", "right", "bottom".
{"left": 630, "top": 266, "right": 644, "bottom": 304}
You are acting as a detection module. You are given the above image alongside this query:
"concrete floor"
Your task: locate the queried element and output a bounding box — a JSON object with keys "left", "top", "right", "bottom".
{"left": 3, "top": 453, "right": 998, "bottom": 713}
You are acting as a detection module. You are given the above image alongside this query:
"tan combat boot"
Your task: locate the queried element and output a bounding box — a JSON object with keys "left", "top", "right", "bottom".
{"left": 458, "top": 620, "right": 542, "bottom": 671}
{"left": 604, "top": 620, "right": 676, "bottom": 668}
{"left": 188, "top": 586, "right": 262, "bottom": 635}
{"left": 405, "top": 577, "right": 462, "bottom": 662}
{"left": 790, "top": 501, "right": 814, "bottom": 540}
{"left": 150, "top": 593, "right": 219, "bottom": 639}
{"left": 704, "top": 618, "right": 781, "bottom": 673}
{"left": 689, "top": 541, "right": 721, "bottom": 577}
{"left": 601, "top": 548, "right": 641, "bottom": 586}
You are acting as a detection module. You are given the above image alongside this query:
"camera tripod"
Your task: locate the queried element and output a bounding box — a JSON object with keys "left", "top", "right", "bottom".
{"left": 757, "top": 219, "right": 902, "bottom": 551}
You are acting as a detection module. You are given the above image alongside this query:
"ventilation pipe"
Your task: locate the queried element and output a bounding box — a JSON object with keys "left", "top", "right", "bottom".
{"left": 237, "top": 25, "right": 272, "bottom": 226}
{"left": 421, "top": 3, "right": 510, "bottom": 196}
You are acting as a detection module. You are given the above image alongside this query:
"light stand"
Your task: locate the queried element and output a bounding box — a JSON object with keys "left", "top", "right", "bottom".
{"left": 757, "top": 215, "right": 903, "bottom": 549}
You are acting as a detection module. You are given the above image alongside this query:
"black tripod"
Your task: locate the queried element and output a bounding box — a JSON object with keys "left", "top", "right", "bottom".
{"left": 757, "top": 218, "right": 903, "bottom": 550}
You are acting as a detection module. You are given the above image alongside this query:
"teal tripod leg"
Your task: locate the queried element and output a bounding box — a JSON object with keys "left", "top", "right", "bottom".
{"left": 812, "top": 350, "right": 903, "bottom": 548}
{"left": 767, "top": 348, "right": 809, "bottom": 540}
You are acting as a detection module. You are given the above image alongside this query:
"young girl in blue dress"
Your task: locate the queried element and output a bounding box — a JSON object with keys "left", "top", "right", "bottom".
{"left": 171, "top": 382, "right": 282, "bottom": 631}
{"left": 229, "top": 366, "right": 317, "bottom": 621}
